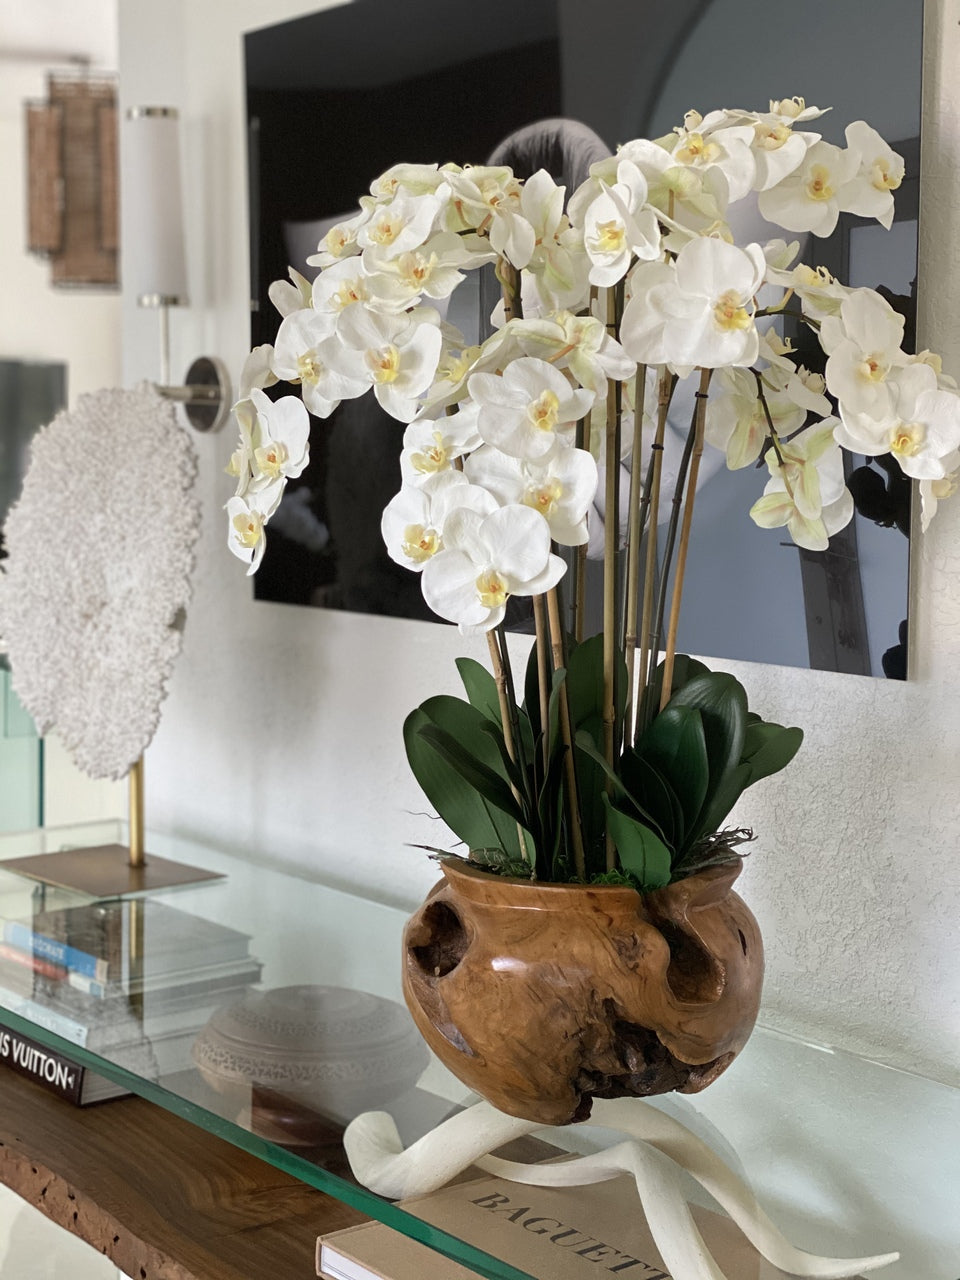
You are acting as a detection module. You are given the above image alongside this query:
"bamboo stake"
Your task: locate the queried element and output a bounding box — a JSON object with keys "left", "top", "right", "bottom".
{"left": 602, "top": 288, "right": 622, "bottom": 871}
{"left": 635, "top": 371, "right": 672, "bottom": 737}
{"left": 487, "top": 630, "right": 532, "bottom": 869}
{"left": 533, "top": 594, "right": 551, "bottom": 774}
{"left": 572, "top": 407, "right": 591, "bottom": 642}
{"left": 660, "top": 368, "right": 712, "bottom": 710}
{"left": 647, "top": 390, "right": 702, "bottom": 691}
{"left": 622, "top": 363, "right": 647, "bottom": 748}
{"left": 546, "top": 587, "right": 586, "bottom": 879}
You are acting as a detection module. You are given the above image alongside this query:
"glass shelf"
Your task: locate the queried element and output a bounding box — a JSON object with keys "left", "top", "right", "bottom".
{"left": 0, "top": 824, "right": 957, "bottom": 1280}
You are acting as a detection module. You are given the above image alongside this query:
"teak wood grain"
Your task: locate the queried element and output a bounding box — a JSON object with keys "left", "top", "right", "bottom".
{"left": 0, "top": 1069, "right": 367, "bottom": 1280}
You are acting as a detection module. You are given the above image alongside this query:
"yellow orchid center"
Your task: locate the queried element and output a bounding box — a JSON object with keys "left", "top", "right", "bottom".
{"left": 932, "top": 472, "right": 959, "bottom": 500}
{"left": 476, "top": 569, "right": 508, "bottom": 609}
{"left": 333, "top": 279, "right": 367, "bottom": 310}
{"left": 401, "top": 524, "right": 440, "bottom": 563}
{"left": 713, "top": 290, "right": 752, "bottom": 332}
{"left": 437, "top": 346, "right": 480, "bottom": 384}
{"left": 398, "top": 251, "right": 438, "bottom": 287}
{"left": 367, "top": 344, "right": 401, "bottom": 384}
{"left": 297, "top": 353, "right": 323, "bottom": 385}
{"left": 675, "top": 132, "right": 720, "bottom": 166}
{"left": 857, "top": 355, "right": 888, "bottom": 383}
{"left": 232, "top": 510, "right": 263, "bottom": 549}
{"left": 591, "top": 220, "right": 626, "bottom": 255}
{"left": 805, "top": 165, "right": 835, "bottom": 202}
{"left": 324, "top": 225, "right": 355, "bottom": 257}
{"left": 870, "top": 158, "right": 901, "bottom": 192}
{"left": 771, "top": 96, "right": 806, "bottom": 119}
{"left": 795, "top": 264, "right": 834, "bottom": 288}
{"left": 411, "top": 432, "right": 448, "bottom": 474}
{"left": 755, "top": 121, "right": 792, "bottom": 151}
{"left": 526, "top": 389, "right": 561, "bottom": 432}
{"left": 225, "top": 449, "right": 244, "bottom": 478}
{"left": 254, "top": 441, "right": 288, "bottom": 479}
{"left": 523, "top": 479, "right": 563, "bottom": 517}
{"left": 368, "top": 212, "right": 402, "bottom": 246}
{"left": 891, "top": 423, "right": 925, "bottom": 458}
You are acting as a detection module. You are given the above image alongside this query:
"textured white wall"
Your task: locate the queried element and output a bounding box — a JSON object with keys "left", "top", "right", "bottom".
{"left": 119, "top": 0, "right": 959, "bottom": 1086}
{"left": 0, "top": 0, "right": 124, "bottom": 827}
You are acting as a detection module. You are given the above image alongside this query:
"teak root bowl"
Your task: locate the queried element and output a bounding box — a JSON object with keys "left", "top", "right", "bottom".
{"left": 402, "top": 857, "right": 763, "bottom": 1126}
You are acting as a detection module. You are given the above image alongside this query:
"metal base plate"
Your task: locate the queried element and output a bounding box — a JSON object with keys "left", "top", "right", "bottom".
{"left": 1, "top": 845, "right": 224, "bottom": 899}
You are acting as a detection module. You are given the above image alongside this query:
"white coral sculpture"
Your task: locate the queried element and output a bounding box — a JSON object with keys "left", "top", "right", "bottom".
{"left": 0, "top": 385, "right": 201, "bottom": 780}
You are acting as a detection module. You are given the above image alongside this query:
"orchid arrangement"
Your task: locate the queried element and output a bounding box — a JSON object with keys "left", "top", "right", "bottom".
{"left": 228, "top": 99, "right": 958, "bottom": 890}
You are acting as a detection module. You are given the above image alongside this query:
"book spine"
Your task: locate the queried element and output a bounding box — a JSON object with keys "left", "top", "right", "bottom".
{"left": 1, "top": 921, "right": 109, "bottom": 984}
{"left": 0, "top": 984, "right": 89, "bottom": 1047}
{"left": 0, "top": 1025, "right": 85, "bottom": 1104}
{"left": 0, "top": 941, "right": 67, "bottom": 981}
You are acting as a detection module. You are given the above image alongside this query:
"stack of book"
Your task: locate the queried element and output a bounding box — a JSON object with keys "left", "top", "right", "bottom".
{"left": 0, "top": 898, "right": 262, "bottom": 1104}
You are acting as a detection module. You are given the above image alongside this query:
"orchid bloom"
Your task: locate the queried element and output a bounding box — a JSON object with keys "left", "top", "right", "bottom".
{"left": 468, "top": 357, "right": 595, "bottom": 461}
{"left": 750, "top": 419, "right": 854, "bottom": 551}
{"left": 420, "top": 505, "right": 565, "bottom": 635}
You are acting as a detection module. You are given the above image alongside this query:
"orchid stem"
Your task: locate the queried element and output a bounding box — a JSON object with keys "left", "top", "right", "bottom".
{"left": 602, "top": 286, "right": 623, "bottom": 871}
{"left": 533, "top": 594, "right": 551, "bottom": 775}
{"left": 635, "top": 370, "right": 672, "bottom": 738}
{"left": 487, "top": 629, "right": 532, "bottom": 870}
{"left": 660, "top": 368, "right": 712, "bottom": 710}
{"left": 623, "top": 363, "right": 648, "bottom": 748}
{"left": 546, "top": 587, "right": 586, "bottom": 880}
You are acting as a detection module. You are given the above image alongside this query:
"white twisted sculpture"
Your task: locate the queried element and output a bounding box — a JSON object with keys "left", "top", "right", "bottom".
{"left": 345, "top": 1099, "right": 899, "bottom": 1280}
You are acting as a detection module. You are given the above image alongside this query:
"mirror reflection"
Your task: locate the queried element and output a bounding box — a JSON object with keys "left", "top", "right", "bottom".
{"left": 245, "top": 0, "right": 921, "bottom": 678}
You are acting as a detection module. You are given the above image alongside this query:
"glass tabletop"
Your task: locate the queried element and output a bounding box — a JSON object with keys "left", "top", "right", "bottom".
{"left": 0, "top": 823, "right": 957, "bottom": 1280}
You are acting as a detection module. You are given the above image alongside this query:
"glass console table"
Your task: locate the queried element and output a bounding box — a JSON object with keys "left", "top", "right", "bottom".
{"left": 0, "top": 823, "right": 957, "bottom": 1280}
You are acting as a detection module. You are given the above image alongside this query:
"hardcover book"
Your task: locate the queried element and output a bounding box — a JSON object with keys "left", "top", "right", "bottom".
{"left": 0, "top": 1024, "right": 127, "bottom": 1105}
{"left": 317, "top": 1170, "right": 870, "bottom": 1280}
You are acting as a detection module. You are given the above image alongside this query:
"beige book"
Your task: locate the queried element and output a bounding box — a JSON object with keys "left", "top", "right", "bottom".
{"left": 318, "top": 1170, "right": 869, "bottom": 1279}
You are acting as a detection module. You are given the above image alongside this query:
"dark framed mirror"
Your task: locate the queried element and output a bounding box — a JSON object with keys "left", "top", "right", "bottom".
{"left": 244, "top": 0, "right": 921, "bottom": 679}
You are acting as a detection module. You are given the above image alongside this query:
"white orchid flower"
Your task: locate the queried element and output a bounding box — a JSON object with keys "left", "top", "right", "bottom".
{"left": 442, "top": 165, "right": 536, "bottom": 269}
{"left": 519, "top": 171, "right": 592, "bottom": 314}
{"left": 226, "top": 397, "right": 258, "bottom": 496}
{"left": 757, "top": 140, "right": 860, "bottom": 237}
{"left": 465, "top": 443, "right": 599, "bottom": 545}
{"left": 663, "top": 122, "right": 757, "bottom": 203}
{"left": 621, "top": 237, "right": 765, "bottom": 369}
{"left": 356, "top": 191, "right": 442, "bottom": 261}
{"left": 272, "top": 309, "right": 368, "bottom": 417}
{"left": 705, "top": 368, "right": 806, "bottom": 470}
{"left": 920, "top": 452, "right": 960, "bottom": 532}
{"left": 510, "top": 312, "right": 636, "bottom": 397}
{"left": 337, "top": 307, "right": 443, "bottom": 421}
{"left": 750, "top": 419, "right": 853, "bottom": 550}
{"left": 238, "top": 344, "right": 279, "bottom": 400}
{"left": 363, "top": 231, "right": 490, "bottom": 306}
{"left": 766, "top": 97, "right": 829, "bottom": 124}
{"left": 839, "top": 122, "right": 904, "bottom": 230}
{"left": 747, "top": 116, "right": 821, "bottom": 192}
{"left": 225, "top": 489, "right": 279, "bottom": 575}
{"left": 582, "top": 159, "right": 660, "bottom": 286}
{"left": 400, "top": 403, "right": 483, "bottom": 485}
{"left": 267, "top": 267, "right": 313, "bottom": 318}
{"left": 369, "top": 162, "right": 444, "bottom": 201}
{"left": 381, "top": 470, "right": 497, "bottom": 572}
{"left": 820, "top": 289, "right": 907, "bottom": 421}
{"left": 246, "top": 389, "right": 311, "bottom": 493}
{"left": 765, "top": 260, "right": 850, "bottom": 321}
{"left": 468, "top": 357, "right": 595, "bottom": 461}
{"left": 307, "top": 203, "right": 372, "bottom": 268}
{"left": 421, "top": 505, "right": 565, "bottom": 635}
{"left": 836, "top": 363, "right": 960, "bottom": 480}
{"left": 311, "top": 258, "right": 379, "bottom": 320}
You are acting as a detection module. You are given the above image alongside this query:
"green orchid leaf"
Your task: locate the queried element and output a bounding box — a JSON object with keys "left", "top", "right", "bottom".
{"left": 636, "top": 654, "right": 712, "bottom": 732}
{"left": 741, "top": 721, "right": 804, "bottom": 785}
{"left": 620, "top": 749, "right": 682, "bottom": 850}
{"left": 478, "top": 721, "right": 530, "bottom": 802}
{"left": 690, "top": 761, "right": 754, "bottom": 844}
{"left": 602, "top": 794, "right": 672, "bottom": 891}
{"left": 667, "top": 672, "right": 748, "bottom": 844}
{"left": 455, "top": 657, "right": 503, "bottom": 725}
{"left": 636, "top": 704, "right": 709, "bottom": 837}
{"left": 416, "top": 723, "right": 526, "bottom": 826}
{"left": 404, "top": 698, "right": 526, "bottom": 858}
{"left": 567, "top": 633, "right": 627, "bottom": 732}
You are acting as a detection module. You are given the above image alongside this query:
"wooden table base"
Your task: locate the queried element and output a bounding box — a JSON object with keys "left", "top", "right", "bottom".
{"left": 0, "top": 1070, "right": 366, "bottom": 1280}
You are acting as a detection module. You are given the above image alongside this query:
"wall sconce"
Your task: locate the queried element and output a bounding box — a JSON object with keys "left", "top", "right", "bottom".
{"left": 124, "top": 105, "right": 230, "bottom": 432}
